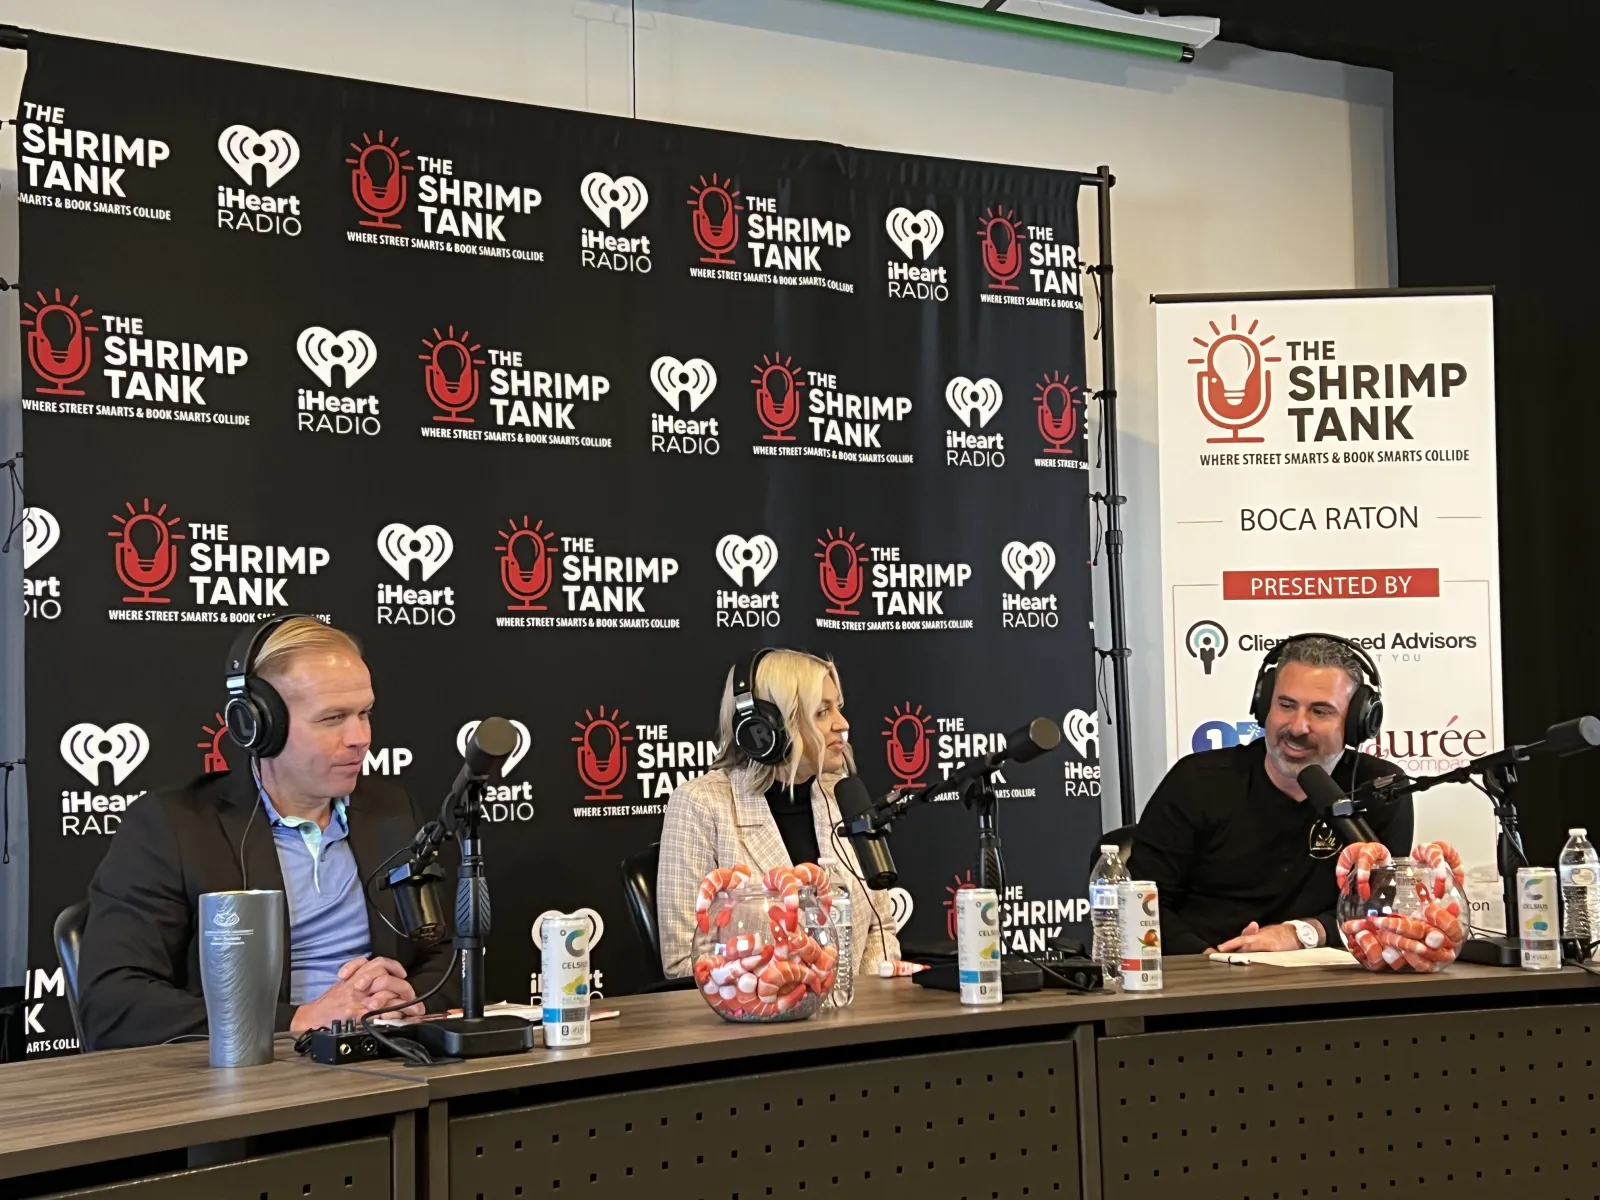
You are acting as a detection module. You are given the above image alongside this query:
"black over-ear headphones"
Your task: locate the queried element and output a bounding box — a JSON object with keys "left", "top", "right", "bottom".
{"left": 223, "top": 613, "right": 311, "bottom": 759}
{"left": 1249, "top": 632, "right": 1384, "bottom": 748}
{"left": 731, "top": 647, "right": 791, "bottom": 766}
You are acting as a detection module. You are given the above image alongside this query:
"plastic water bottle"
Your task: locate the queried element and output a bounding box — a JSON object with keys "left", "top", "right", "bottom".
{"left": 820, "top": 854, "right": 854, "bottom": 1007}
{"left": 1090, "top": 844, "right": 1130, "bottom": 981}
{"left": 1559, "top": 828, "right": 1600, "bottom": 945}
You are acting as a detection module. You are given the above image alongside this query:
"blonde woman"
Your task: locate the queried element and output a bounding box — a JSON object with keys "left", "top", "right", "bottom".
{"left": 656, "top": 648, "right": 901, "bottom": 980}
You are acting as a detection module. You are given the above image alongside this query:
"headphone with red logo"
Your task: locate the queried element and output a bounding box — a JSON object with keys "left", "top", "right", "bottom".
{"left": 223, "top": 613, "right": 313, "bottom": 758}
{"left": 1248, "top": 632, "right": 1384, "bottom": 748}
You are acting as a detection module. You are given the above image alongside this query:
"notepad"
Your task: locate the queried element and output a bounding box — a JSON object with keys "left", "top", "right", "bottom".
{"left": 1207, "top": 948, "right": 1359, "bottom": 967}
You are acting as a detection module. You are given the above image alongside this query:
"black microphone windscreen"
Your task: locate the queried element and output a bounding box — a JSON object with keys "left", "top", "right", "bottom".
{"left": 466, "top": 716, "right": 521, "bottom": 775}
{"left": 1296, "top": 763, "right": 1347, "bottom": 813}
{"left": 834, "top": 774, "right": 875, "bottom": 820}
{"left": 1008, "top": 718, "right": 1062, "bottom": 764}
{"left": 1546, "top": 716, "right": 1600, "bottom": 757}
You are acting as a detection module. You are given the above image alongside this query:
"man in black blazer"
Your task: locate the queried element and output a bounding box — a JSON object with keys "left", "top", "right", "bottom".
{"left": 77, "top": 618, "right": 458, "bottom": 1050}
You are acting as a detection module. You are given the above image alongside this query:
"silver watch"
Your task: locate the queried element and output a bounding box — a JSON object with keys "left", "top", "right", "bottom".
{"left": 1288, "top": 919, "right": 1319, "bottom": 948}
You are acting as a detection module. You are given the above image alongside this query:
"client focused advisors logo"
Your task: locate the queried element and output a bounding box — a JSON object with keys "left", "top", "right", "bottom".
{"left": 457, "top": 718, "right": 535, "bottom": 820}
{"left": 376, "top": 522, "right": 456, "bottom": 627}
{"left": 945, "top": 376, "right": 1005, "bottom": 469}
{"left": 22, "top": 507, "right": 63, "bottom": 621}
{"left": 579, "top": 171, "right": 651, "bottom": 274}
{"left": 1061, "top": 709, "right": 1101, "bottom": 799}
{"left": 108, "top": 498, "right": 185, "bottom": 604}
{"left": 1034, "top": 371, "right": 1086, "bottom": 469}
{"left": 573, "top": 705, "right": 634, "bottom": 804}
{"left": 59, "top": 721, "right": 150, "bottom": 836}
{"left": 1192, "top": 314, "right": 1278, "bottom": 443}
{"left": 22, "top": 289, "right": 98, "bottom": 397}
{"left": 884, "top": 206, "right": 948, "bottom": 302}
{"left": 1185, "top": 619, "right": 1228, "bottom": 675}
{"left": 750, "top": 354, "right": 914, "bottom": 464}
{"left": 17, "top": 103, "right": 171, "bottom": 221}
{"left": 649, "top": 356, "right": 720, "bottom": 457}
{"left": 216, "top": 125, "right": 302, "bottom": 238}
{"left": 999, "top": 540, "right": 1059, "bottom": 628}
{"left": 686, "top": 171, "right": 854, "bottom": 292}
{"left": 883, "top": 702, "right": 934, "bottom": 790}
{"left": 976, "top": 205, "right": 1082, "bottom": 309}
{"left": 715, "top": 534, "right": 780, "bottom": 629}
{"left": 296, "top": 327, "right": 381, "bottom": 438}
{"left": 817, "top": 528, "right": 974, "bottom": 632}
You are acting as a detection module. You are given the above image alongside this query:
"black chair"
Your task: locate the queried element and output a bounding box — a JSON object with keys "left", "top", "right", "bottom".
{"left": 1087, "top": 824, "right": 1136, "bottom": 879}
{"left": 53, "top": 899, "right": 90, "bottom": 1050}
{"left": 619, "top": 843, "right": 694, "bottom": 993}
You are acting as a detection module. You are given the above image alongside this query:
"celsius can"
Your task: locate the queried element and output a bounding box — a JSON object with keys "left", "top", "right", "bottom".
{"left": 1118, "top": 880, "right": 1163, "bottom": 991}
{"left": 541, "top": 913, "right": 593, "bottom": 1046}
{"left": 955, "top": 888, "right": 1002, "bottom": 1005}
{"left": 1516, "top": 867, "right": 1561, "bottom": 971}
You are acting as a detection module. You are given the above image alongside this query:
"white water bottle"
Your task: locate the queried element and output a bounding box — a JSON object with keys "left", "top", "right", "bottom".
{"left": 820, "top": 854, "right": 854, "bottom": 1007}
{"left": 1090, "top": 844, "right": 1129, "bottom": 981}
{"left": 1559, "top": 828, "right": 1600, "bottom": 946}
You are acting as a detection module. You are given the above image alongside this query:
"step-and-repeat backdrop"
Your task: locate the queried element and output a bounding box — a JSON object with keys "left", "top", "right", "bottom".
{"left": 14, "top": 34, "right": 1101, "bottom": 1053}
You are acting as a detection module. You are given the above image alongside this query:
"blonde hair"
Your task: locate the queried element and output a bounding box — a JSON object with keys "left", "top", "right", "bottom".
{"left": 712, "top": 649, "right": 850, "bottom": 793}
{"left": 254, "top": 617, "right": 363, "bottom": 684}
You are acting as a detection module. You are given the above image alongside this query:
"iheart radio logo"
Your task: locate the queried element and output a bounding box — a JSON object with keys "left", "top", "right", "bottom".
{"left": 496, "top": 516, "right": 557, "bottom": 611}
{"left": 1035, "top": 371, "right": 1082, "bottom": 454}
{"left": 884, "top": 207, "right": 944, "bottom": 260}
{"left": 1001, "top": 541, "right": 1056, "bottom": 591}
{"left": 1062, "top": 708, "right": 1099, "bottom": 760}
{"left": 650, "top": 356, "right": 717, "bottom": 412}
{"left": 298, "top": 327, "right": 377, "bottom": 390}
{"left": 945, "top": 377, "right": 1003, "bottom": 429}
{"left": 883, "top": 702, "right": 933, "bottom": 789}
{"left": 347, "top": 130, "right": 414, "bottom": 229}
{"left": 687, "top": 172, "right": 743, "bottom": 265}
{"left": 456, "top": 719, "right": 533, "bottom": 777}
{"left": 573, "top": 705, "right": 634, "bottom": 802}
{"left": 60, "top": 722, "right": 149, "bottom": 786}
{"left": 580, "top": 172, "right": 649, "bottom": 230}
{"left": 420, "top": 326, "right": 484, "bottom": 423}
{"left": 218, "top": 125, "right": 300, "bottom": 188}
{"left": 1191, "top": 314, "right": 1279, "bottom": 443}
{"left": 377, "top": 523, "right": 454, "bottom": 582}
{"left": 815, "top": 527, "right": 866, "bottom": 616}
{"left": 21, "top": 288, "right": 98, "bottom": 396}
{"left": 108, "top": 498, "right": 186, "bottom": 604}
{"left": 887, "top": 886, "right": 915, "bottom": 933}
{"left": 716, "top": 534, "right": 778, "bottom": 588}
{"left": 21, "top": 507, "right": 60, "bottom": 570}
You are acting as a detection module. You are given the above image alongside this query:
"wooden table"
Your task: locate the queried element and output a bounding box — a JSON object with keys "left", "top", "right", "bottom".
{"left": 0, "top": 1039, "right": 427, "bottom": 1200}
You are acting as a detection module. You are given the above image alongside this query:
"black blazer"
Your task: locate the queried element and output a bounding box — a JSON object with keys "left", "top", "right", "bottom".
{"left": 77, "top": 768, "right": 459, "bottom": 1050}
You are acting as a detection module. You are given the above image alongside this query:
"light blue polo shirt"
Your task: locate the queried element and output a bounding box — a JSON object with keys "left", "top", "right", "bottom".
{"left": 257, "top": 784, "right": 372, "bottom": 1006}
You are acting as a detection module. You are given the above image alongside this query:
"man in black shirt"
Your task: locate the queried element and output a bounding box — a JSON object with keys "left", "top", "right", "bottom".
{"left": 1129, "top": 634, "right": 1412, "bottom": 955}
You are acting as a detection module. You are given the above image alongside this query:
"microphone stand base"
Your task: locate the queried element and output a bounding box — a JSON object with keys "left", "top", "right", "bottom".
{"left": 1458, "top": 935, "right": 1521, "bottom": 968}
{"left": 412, "top": 1014, "right": 537, "bottom": 1059}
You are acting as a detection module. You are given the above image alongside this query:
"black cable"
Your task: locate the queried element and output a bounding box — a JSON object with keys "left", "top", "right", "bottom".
{"left": 826, "top": 816, "right": 890, "bottom": 968}
{"left": 1011, "top": 949, "right": 1097, "bottom": 993}
{"left": 1087, "top": 490, "right": 1105, "bottom": 566}
{"left": 1, "top": 759, "right": 20, "bottom": 866}
{"left": 357, "top": 948, "right": 465, "bottom": 1066}
{"left": 360, "top": 831, "right": 423, "bottom": 942}
{"left": 0, "top": 452, "right": 24, "bottom": 557}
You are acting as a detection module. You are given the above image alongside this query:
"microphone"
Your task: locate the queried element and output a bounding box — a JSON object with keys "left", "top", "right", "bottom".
{"left": 447, "top": 717, "right": 521, "bottom": 813}
{"left": 1544, "top": 716, "right": 1600, "bottom": 757}
{"left": 834, "top": 774, "right": 896, "bottom": 889}
{"left": 1298, "top": 763, "right": 1378, "bottom": 845}
{"left": 379, "top": 817, "right": 449, "bottom": 946}
{"left": 869, "top": 717, "right": 1063, "bottom": 823}
{"left": 999, "top": 718, "right": 1061, "bottom": 764}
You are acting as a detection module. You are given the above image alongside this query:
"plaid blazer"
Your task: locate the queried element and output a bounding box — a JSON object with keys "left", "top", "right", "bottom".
{"left": 656, "top": 767, "right": 901, "bottom": 979}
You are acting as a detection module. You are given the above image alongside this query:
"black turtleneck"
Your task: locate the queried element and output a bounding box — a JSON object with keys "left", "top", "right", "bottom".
{"left": 765, "top": 777, "right": 820, "bottom": 867}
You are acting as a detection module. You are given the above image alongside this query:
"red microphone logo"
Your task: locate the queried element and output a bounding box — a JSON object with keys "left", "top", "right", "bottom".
{"left": 420, "top": 325, "right": 484, "bottom": 423}
{"left": 978, "top": 206, "right": 1024, "bottom": 291}
{"left": 496, "top": 516, "right": 557, "bottom": 611}
{"left": 21, "top": 289, "right": 99, "bottom": 396}
{"left": 883, "top": 702, "right": 933, "bottom": 790}
{"left": 752, "top": 352, "right": 803, "bottom": 442}
{"left": 1035, "top": 371, "right": 1083, "bottom": 455}
{"left": 198, "top": 713, "right": 230, "bottom": 773}
{"left": 688, "top": 173, "right": 744, "bottom": 265}
{"left": 572, "top": 705, "right": 633, "bottom": 802}
{"left": 815, "top": 527, "right": 866, "bottom": 617}
{"left": 943, "top": 870, "right": 976, "bottom": 941}
{"left": 107, "top": 498, "right": 185, "bottom": 604}
{"left": 1192, "top": 315, "right": 1279, "bottom": 444}
{"left": 346, "top": 130, "right": 414, "bottom": 229}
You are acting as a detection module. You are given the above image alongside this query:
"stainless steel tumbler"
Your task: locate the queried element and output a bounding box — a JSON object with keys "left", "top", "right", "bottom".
{"left": 199, "top": 890, "right": 285, "bottom": 1067}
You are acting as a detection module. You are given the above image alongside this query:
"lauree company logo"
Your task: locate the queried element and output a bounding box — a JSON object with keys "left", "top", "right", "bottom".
{"left": 884, "top": 206, "right": 948, "bottom": 303}
{"left": 815, "top": 527, "right": 973, "bottom": 632}
{"left": 580, "top": 171, "right": 651, "bottom": 274}
{"left": 751, "top": 354, "right": 914, "bottom": 464}
{"left": 22, "top": 507, "right": 63, "bottom": 622}
{"left": 715, "top": 533, "right": 780, "bottom": 628}
{"left": 59, "top": 721, "right": 150, "bottom": 836}
{"left": 1185, "top": 620, "right": 1228, "bottom": 674}
{"left": 17, "top": 102, "right": 172, "bottom": 222}
{"left": 650, "top": 356, "right": 720, "bottom": 456}
{"left": 297, "top": 326, "right": 381, "bottom": 438}
{"left": 216, "top": 124, "right": 303, "bottom": 238}
{"left": 376, "top": 522, "right": 456, "bottom": 627}
{"left": 687, "top": 171, "right": 854, "bottom": 293}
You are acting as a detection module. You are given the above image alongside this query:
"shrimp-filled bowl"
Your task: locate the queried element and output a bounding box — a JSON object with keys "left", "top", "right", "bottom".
{"left": 1336, "top": 843, "right": 1470, "bottom": 973}
{"left": 692, "top": 864, "right": 840, "bottom": 1023}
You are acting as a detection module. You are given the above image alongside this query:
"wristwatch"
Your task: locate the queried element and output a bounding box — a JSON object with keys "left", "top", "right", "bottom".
{"left": 1288, "top": 919, "right": 1320, "bottom": 948}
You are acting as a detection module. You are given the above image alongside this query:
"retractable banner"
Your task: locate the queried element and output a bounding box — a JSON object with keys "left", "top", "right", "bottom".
{"left": 1154, "top": 291, "right": 1502, "bottom": 895}
{"left": 14, "top": 34, "right": 1100, "bottom": 1053}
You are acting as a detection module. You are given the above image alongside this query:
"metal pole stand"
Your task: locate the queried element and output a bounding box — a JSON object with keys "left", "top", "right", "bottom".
{"left": 963, "top": 774, "right": 1043, "bottom": 993}
{"left": 1458, "top": 763, "right": 1527, "bottom": 968}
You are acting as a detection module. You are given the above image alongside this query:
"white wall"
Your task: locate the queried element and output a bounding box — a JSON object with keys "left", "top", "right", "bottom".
{"left": 0, "top": 0, "right": 1392, "bottom": 863}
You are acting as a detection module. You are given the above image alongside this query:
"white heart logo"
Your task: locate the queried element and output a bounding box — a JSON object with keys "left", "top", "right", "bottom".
{"left": 715, "top": 534, "right": 779, "bottom": 588}
{"left": 945, "top": 377, "right": 1003, "bottom": 428}
{"left": 217, "top": 124, "right": 300, "bottom": 188}
{"left": 1000, "top": 541, "right": 1056, "bottom": 591}
{"left": 580, "top": 171, "right": 650, "bottom": 230}
{"left": 533, "top": 907, "right": 606, "bottom": 954}
{"left": 884, "top": 207, "right": 944, "bottom": 260}
{"left": 650, "top": 356, "right": 717, "bottom": 412}
{"left": 1062, "top": 709, "right": 1099, "bottom": 760}
{"left": 21, "top": 507, "right": 60, "bottom": 569}
{"left": 297, "top": 327, "right": 377, "bottom": 390}
{"left": 376, "top": 523, "right": 454, "bottom": 582}
{"left": 60, "top": 722, "right": 150, "bottom": 786}
{"left": 456, "top": 719, "right": 532, "bottom": 777}
{"left": 887, "top": 887, "right": 915, "bottom": 933}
